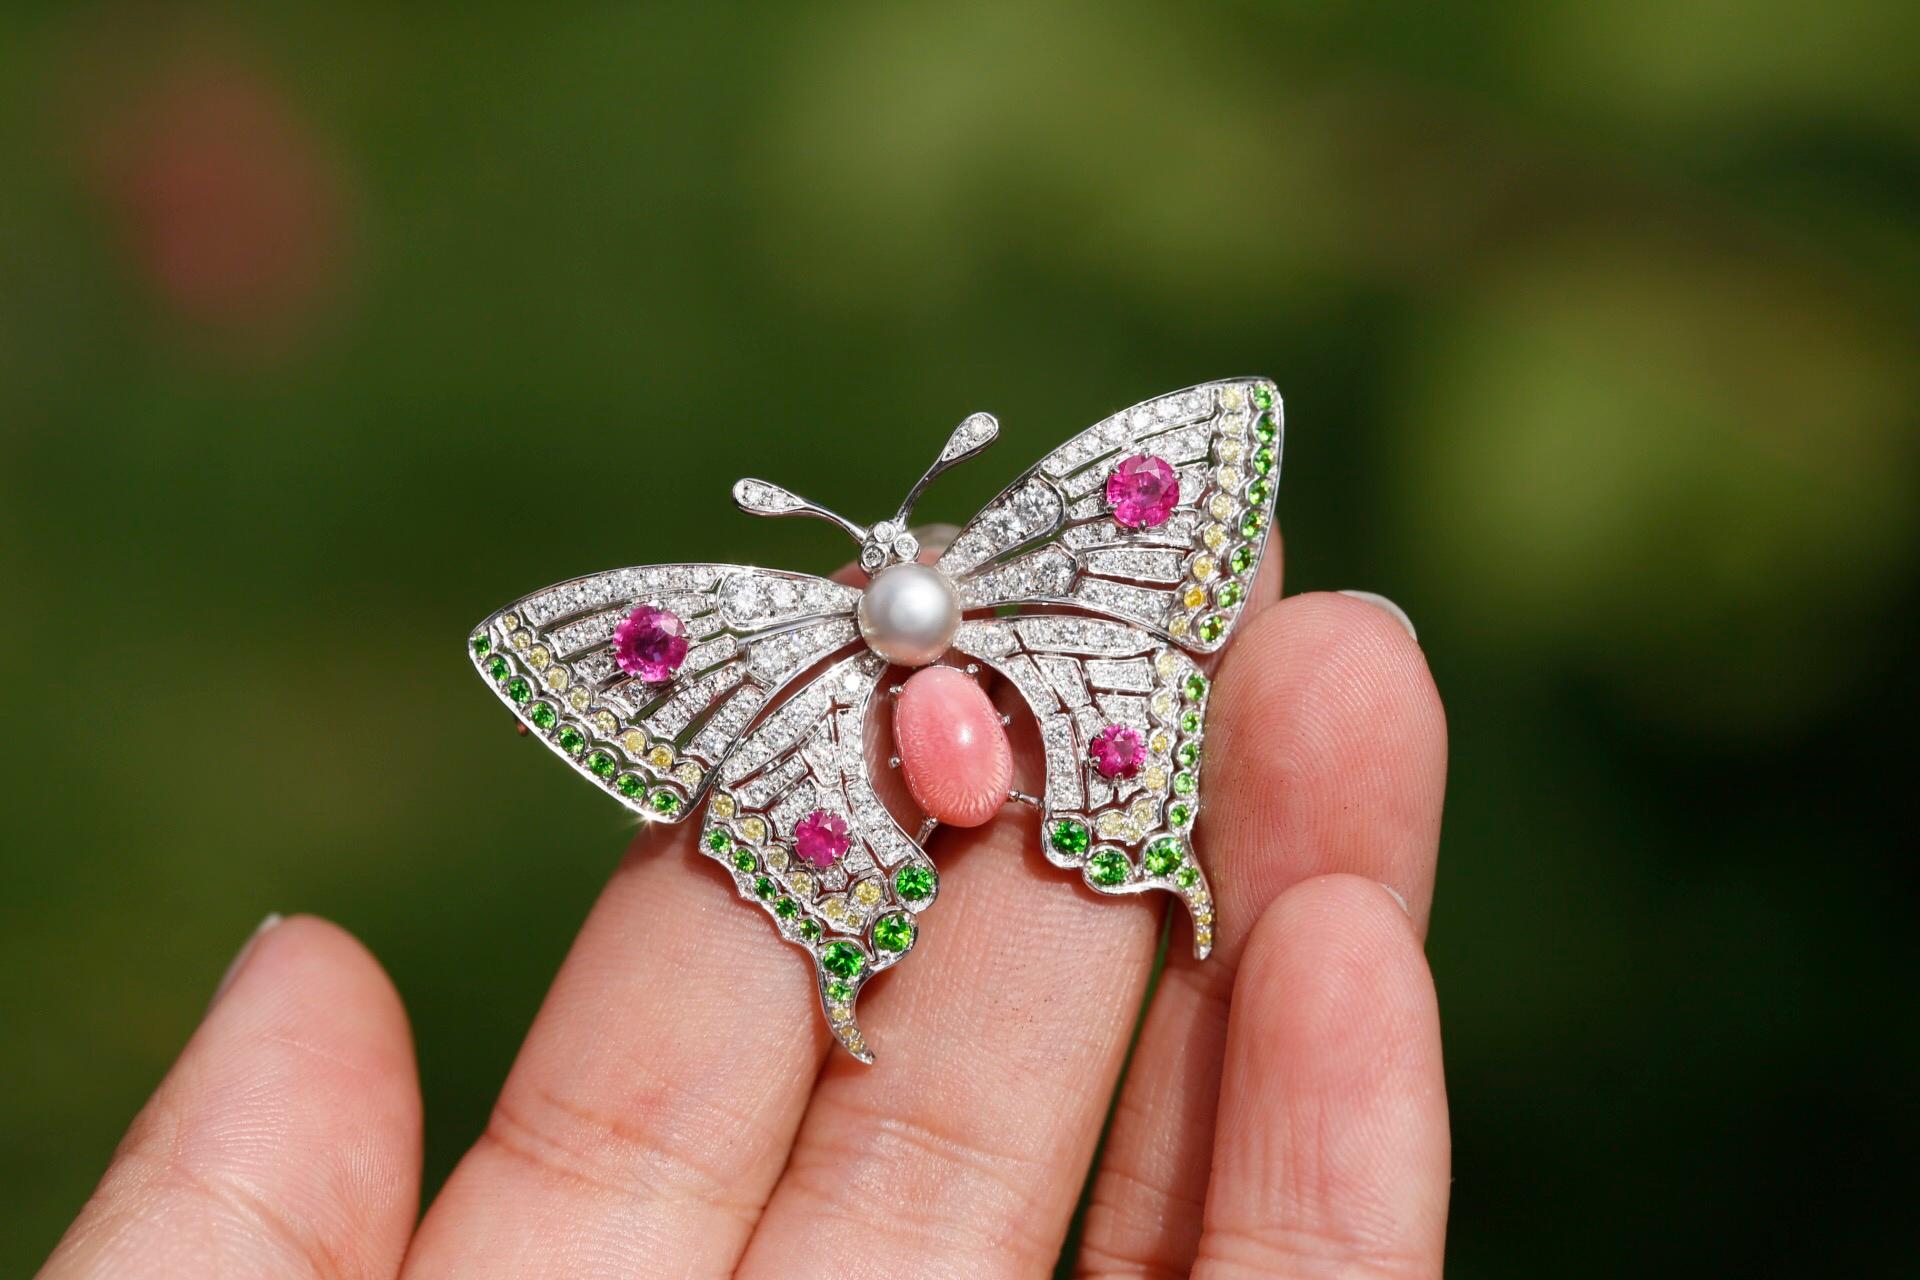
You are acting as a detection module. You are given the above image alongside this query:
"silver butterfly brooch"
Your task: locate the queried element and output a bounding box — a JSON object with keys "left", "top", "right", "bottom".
{"left": 468, "top": 379, "right": 1283, "bottom": 1061}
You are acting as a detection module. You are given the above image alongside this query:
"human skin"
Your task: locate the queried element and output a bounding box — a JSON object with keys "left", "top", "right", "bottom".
{"left": 43, "top": 536, "right": 1449, "bottom": 1279}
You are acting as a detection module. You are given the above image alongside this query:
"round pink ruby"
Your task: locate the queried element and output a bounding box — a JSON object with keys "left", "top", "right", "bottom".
{"left": 1088, "top": 723, "right": 1146, "bottom": 780}
{"left": 794, "top": 809, "right": 851, "bottom": 869}
{"left": 612, "top": 604, "right": 689, "bottom": 683}
{"left": 1105, "top": 454, "right": 1179, "bottom": 529}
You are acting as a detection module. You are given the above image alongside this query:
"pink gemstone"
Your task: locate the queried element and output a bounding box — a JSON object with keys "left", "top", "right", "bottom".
{"left": 1088, "top": 723, "right": 1146, "bottom": 780}
{"left": 794, "top": 809, "right": 852, "bottom": 869}
{"left": 893, "top": 665, "right": 1014, "bottom": 828}
{"left": 612, "top": 604, "right": 689, "bottom": 683}
{"left": 1105, "top": 454, "right": 1179, "bottom": 529}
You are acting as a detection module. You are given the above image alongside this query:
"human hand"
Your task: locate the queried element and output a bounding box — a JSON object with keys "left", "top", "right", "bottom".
{"left": 44, "top": 550, "right": 1448, "bottom": 1279}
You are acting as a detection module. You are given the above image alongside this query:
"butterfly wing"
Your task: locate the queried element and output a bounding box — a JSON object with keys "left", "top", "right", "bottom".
{"left": 953, "top": 616, "right": 1216, "bottom": 957}
{"left": 937, "top": 378, "right": 1281, "bottom": 653}
{"left": 696, "top": 650, "right": 936, "bottom": 1063}
{"left": 469, "top": 564, "right": 861, "bottom": 819}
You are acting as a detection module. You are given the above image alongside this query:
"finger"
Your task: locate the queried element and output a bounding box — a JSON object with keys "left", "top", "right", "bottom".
{"left": 404, "top": 567, "right": 880, "bottom": 1278}
{"left": 1195, "top": 874, "right": 1449, "bottom": 1278}
{"left": 43, "top": 915, "right": 421, "bottom": 1279}
{"left": 1077, "top": 592, "right": 1446, "bottom": 1276}
{"left": 734, "top": 684, "right": 1163, "bottom": 1277}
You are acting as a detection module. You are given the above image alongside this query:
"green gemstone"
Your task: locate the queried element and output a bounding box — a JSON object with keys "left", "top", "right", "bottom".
{"left": 1144, "top": 837, "right": 1186, "bottom": 876}
{"left": 1088, "top": 850, "right": 1130, "bottom": 886}
{"left": 1183, "top": 673, "right": 1207, "bottom": 701}
{"left": 1246, "top": 476, "right": 1270, "bottom": 506}
{"left": 1230, "top": 545, "right": 1255, "bottom": 576}
{"left": 894, "top": 864, "right": 937, "bottom": 901}
{"left": 775, "top": 896, "right": 799, "bottom": 919}
{"left": 587, "top": 751, "right": 616, "bottom": 779}
{"left": 873, "top": 912, "right": 915, "bottom": 953}
{"left": 471, "top": 633, "right": 491, "bottom": 656}
{"left": 1177, "top": 865, "right": 1201, "bottom": 888}
{"left": 506, "top": 677, "right": 532, "bottom": 703}
{"left": 821, "top": 941, "right": 865, "bottom": 979}
{"left": 1256, "top": 411, "right": 1278, "bottom": 445}
{"left": 616, "top": 773, "right": 645, "bottom": 798}
{"left": 1197, "top": 615, "right": 1226, "bottom": 643}
{"left": 651, "top": 790, "right": 681, "bottom": 816}
{"left": 1049, "top": 819, "right": 1091, "bottom": 856}
{"left": 753, "top": 875, "right": 775, "bottom": 899}
{"left": 1238, "top": 508, "right": 1265, "bottom": 540}
{"left": 825, "top": 979, "right": 854, "bottom": 1003}
{"left": 1173, "top": 770, "right": 1196, "bottom": 795}
{"left": 1252, "top": 385, "right": 1275, "bottom": 411}
{"left": 528, "top": 702, "right": 557, "bottom": 730}
{"left": 800, "top": 919, "right": 823, "bottom": 941}
{"left": 487, "top": 655, "right": 509, "bottom": 681}
{"left": 707, "top": 829, "right": 732, "bottom": 854}
{"left": 557, "top": 726, "right": 585, "bottom": 753}
{"left": 1217, "top": 581, "right": 1244, "bottom": 609}
{"left": 1180, "top": 710, "right": 1202, "bottom": 734}
{"left": 1169, "top": 801, "right": 1192, "bottom": 827}
{"left": 1177, "top": 742, "right": 1200, "bottom": 769}
{"left": 1252, "top": 446, "right": 1275, "bottom": 477}
{"left": 732, "top": 848, "right": 756, "bottom": 872}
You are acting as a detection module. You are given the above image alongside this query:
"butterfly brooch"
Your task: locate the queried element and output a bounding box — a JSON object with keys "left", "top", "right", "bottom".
{"left": 468, "top": 378, "right": 1282, "bottom": 1061}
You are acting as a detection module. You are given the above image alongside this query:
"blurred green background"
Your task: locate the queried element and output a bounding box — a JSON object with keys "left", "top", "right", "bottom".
{"left": 3, "top": 2, "right": 1915, "bottom": 1274}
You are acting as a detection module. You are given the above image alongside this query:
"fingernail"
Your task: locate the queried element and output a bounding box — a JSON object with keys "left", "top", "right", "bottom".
{"left": 210, "top": 913, "right": 283, "bottom": 1008}
{"left": 1378, "top": 883, "right": 1412, "bottom": 917}
{"left": 908, "top": 523, "right": 960, "bottom": 555}
{"left": 1338, "top": 590, "right": 1417, "bottom": 641}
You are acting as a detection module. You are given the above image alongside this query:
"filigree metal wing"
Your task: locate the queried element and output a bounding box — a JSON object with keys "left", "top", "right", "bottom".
{"left": 696, "top": 651, "right": 938, "bottom": 1062}
{"left": 468, "top": 565, "right": 861, "bottom": 819}
{"left": 936, "top": 377, "right": 1282, "bottom": 654}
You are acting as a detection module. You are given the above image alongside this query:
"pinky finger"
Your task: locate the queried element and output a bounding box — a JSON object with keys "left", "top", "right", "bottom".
{"left": 1195, "top": 875, "right": 1449, "bottom": 1280}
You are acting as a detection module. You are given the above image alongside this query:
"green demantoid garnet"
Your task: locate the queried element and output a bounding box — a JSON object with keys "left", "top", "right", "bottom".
{"left": 506, "top": 677, "right": 531, "bottom": 703}
{"left": 1177, "top": 865, "right": 1201, "bottom": 889}
{"left": 1089, "top": 850, "right": 1130, "bottom": 887}
{"left": 487, "top": 655, "right": 509, "bottom": 681}
{"left": 528, "top": 702, "right": 557, "bottom": 730}
{"left": 1144, "top": 838, "right": 1185, "bottom": 877}
{"left": 1239, "top": 508, "right": 1266, "bottom": 540}
{"left": 826, "top": 979, "right": 854, "bottom": 1004}
{"left": 1217, "top": 581, "right": 1244, "bottom": 609}
{"left": 587, "top": 751, "right": 616, "bottom": 779}
{"left": 1169, "top": 801, "right": 1192, "bottom": 828}
{"left": 753, "top": 875, "right": 775, "bottom": 899}
{"left": 1252, "top": 384, "right": 1275, "bottom": 411}
{"left": 1050, "top": 819, "right": 1091, "bottom": 857}
{"left": 651, "top": 790, "right": 681, "bottom": 816}
{"left": 1174, "top": 770, "right": 1197, "bottom": 796}
{"left": 1180, "top": 711, "right": 1202, "bottom": 735}
{"left": 557, "top": 726, "right": 585, "bottom": 754}
{"left": 616, "top": 774, "right": 645, "bottom": 799}
{"left": 894, "top": 864, "right": 937, "bottom": 901}
{"left": 873, "top": 913, "right": 915, "bottom": 953}
{"left": 1246, "top": 477, "right": 1270, "bottom": 506}
{"left": 1252, "top": 446, "right": 1275, "bottom": 477}
{"left": 1197, "top": 615, "right": 1225, "bottom": 643}
{"left": 707, "top": 829, "right": 732, "bottom": 854}
{"left": 1183, "top": 673, "right": 1207, "bottom": 701}
{"left": 471, "top": 633, "right": 491, "bottom": 657}
{"left": 800, "top": 919, "right": 822, "bottom": 942}
{"left": 821, "top": 941, "right": 865, "bottom": 979}
{"left": 1230, "top": 545, "right": 1255, "bottom": 576}
{"left": 1177, "top": 742, "right": 1200, "bottom": 769}
{"left": 732, "top": 848, "right": 756, "bottom": 872}
{"left": 1256, "top": 411, "right": 1278, "bottom": 446}
{"left": 775, "top": 896, "right": 799, "bottom": 919}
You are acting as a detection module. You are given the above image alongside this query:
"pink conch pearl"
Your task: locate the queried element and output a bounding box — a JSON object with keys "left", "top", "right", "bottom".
{"left": 894, "top": 665, "right": 1013, "bottom": 828}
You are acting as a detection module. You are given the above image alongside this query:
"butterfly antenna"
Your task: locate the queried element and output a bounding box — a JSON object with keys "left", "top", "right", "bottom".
{"left": 731, "top": 478, "right": 869, "bottom": 545}
{"left": 892, "top": 412, "right": 999, "bottom": 528}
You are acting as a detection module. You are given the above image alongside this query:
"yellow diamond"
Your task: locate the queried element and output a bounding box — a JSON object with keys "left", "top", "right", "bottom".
{"left": 1196, "top": 909, "right": 1214, "bottom": 926}
{"left": 1144, "top": 766, "right": 1168, "bottom": 791}
{"left": 1221, "top": 387, "right": 1243, "bottom": 409}
{"left": 1152, "top": 690, "right": 1175, "bottom": 718}
{"left": 1218, "top": 439, "right": 1245, "bottom": 464}
{"left": 1182, "top": 584, "right": 1206, "bottom": 609}
{"left": 1208, "top": 493, "right": 1235, "bottom": 521}
{"left": 568, "top": 688, "right": 591, "bottom": 711}
{"left": 853, "top": 880, "right": 882, "bottom": 907}
{"left": 766, "top": 848, "right": 789, "bottom": 871}
{"left": 740, "top": 816, "right": 767, "bottom": 842}
{"left": 647, "top": 746, "right": 674, "bottom": 768}
{"left": 1096, "top": 810, "right": 1129, "bottom": 838}
{"left": 1155, "top": 652, "right": 1177, "bottom": 679}
{"left": 1192, "top": 555, "right": 1215, "bottom": 581}
{"left": 501, "top": 613, "right": 519, "bottom": 629}
{"left": 675, "top": 762, "right": 703, "bottom": 788}
{"left": 1195, "top": 926, "right": 1214, "bottom": 947}
{"left": 621, "top": 729, "right": 645, "bottom": 754}
{"left": 1215, "top": 466, "right": 1241, "bottom": 491}
{"left": 1149, "top": 730, "right": 1171, "bottom": 754}
{"left": 592, "top": 711, "right": 618, "bottom": 736}
{"left": 710, "top": 793, "right": 736, "bottom": 818}
{"left": 1202, "top": 523, "right": 1228, "bottom": 551}
{"left": 1168, "top": 616, "right": 1189, "bottom": 638}
{"left": 527, "top": 646, "right": 551, "bottom": 670}
{"left": 546, "top": 666, "right": 571, "bottom": 691}
{"left": 829, "top": 1003, "right": 851, "bottom": 1024}
{"left": 788, "top": 871, "right": 813, "bottom": 896}
{"left": 511, "top": 630, "right": 532, "bottom": 650}
{"left": 1130, "top": 796, "right": 1156, "bottom": 825}
{"left": 822, "top": 898, "right": 848, "bottom": 924}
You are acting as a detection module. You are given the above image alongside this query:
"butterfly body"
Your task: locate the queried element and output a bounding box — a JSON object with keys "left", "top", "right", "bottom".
{"left": 470, "top": 379, "right": 1283, "bottom": 1061}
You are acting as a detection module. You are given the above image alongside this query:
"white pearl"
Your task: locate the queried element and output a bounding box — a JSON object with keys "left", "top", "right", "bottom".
{"left": 858, "top": 563, "right": 960, "bottom": 667}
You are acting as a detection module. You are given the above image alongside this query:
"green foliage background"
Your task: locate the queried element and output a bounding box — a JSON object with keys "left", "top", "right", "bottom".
{"left": 2, "top": 3, "right": 1914, "bottom": 1273}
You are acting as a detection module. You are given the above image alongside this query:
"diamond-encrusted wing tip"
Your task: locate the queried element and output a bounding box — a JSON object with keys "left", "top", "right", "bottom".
{"left": 694, "top": 651, "right": 938, "bottom": 1064}
{"left": 938, "top": 412, "right": 999, "bottom": 464}
{"left": 952, "top": 616, "right": 1219, "bottom": 957}
{"left": 732, "top": 478, "right": 808, "bottom": 517}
